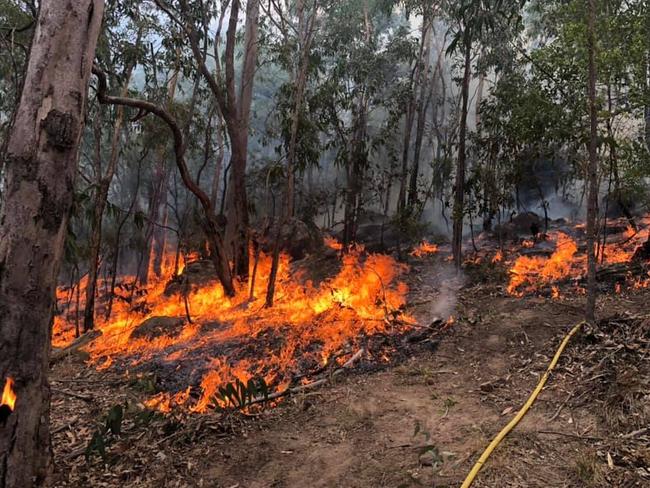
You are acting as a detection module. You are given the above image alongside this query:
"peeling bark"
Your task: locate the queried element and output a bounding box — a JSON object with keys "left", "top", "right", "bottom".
{"left": 0, "top": 1, "right": 104, "bottom": 486}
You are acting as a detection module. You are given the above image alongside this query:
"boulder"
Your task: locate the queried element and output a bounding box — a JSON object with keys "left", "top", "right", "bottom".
{"left": 164, "top": 259, "right": 216, "bottom": 295}
{"left": 511, "top": 211, "right": 541, "bottom": 232}
{"left": 131, "top": 316, "right": 186, "bottom": 340}
{"left": 257, "top": 218, "right": 323, "bottom": 260}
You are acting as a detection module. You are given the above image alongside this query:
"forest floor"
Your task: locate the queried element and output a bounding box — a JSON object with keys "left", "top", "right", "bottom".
{"left": 50, "top": 253, "right": 650, "bottom": 487}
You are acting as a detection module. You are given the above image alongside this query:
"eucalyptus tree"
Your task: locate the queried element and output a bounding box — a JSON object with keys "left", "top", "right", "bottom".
{"left": 0, "top": 1, "right": 104, "bottom": 485}
{"left": 262, "top": 0, "right": 321, "bottom": 307}
{"left": 313, "top": 0, "right": 412, "bottom": 247}
{"left": 83, "top": 16, "right": 145, "bottom": 332}
{"left": 444, "top": 0, "right": 525, "bottom": 268}
{"left": 154, "top": 0, "right": 261, "bottom": 281}
{"left": 585, "top": 0, "right": 598, "bottom": 322}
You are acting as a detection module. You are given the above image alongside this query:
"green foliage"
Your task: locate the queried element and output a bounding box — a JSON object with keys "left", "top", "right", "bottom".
{"left": 214, "top": 377, "right": 269, "bottom": 410}
{"left": 85, "top": 405, "right": 124, "bottom": 462}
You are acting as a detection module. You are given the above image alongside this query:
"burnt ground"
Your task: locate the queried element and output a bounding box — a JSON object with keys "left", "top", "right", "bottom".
{"left": 49, "top": 254, "right": 650, "bottom": 487}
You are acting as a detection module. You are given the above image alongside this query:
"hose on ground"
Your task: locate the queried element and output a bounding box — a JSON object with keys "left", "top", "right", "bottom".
{"left": 460, "top": 320, "right": 586, "bottom": 488}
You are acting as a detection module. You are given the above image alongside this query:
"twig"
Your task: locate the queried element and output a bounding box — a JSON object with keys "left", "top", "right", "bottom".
{"left": 50, "top": 330, "right": 102, "bottom": 364}
{"left": 536, "top": 430, "right": 602, "bottom": 441}
{"left": 51, "top": 416, "right": 79, "bottom": 435}
{"left": 621, "top": 427, "right": 650, "bottom": 439}
{"left": 51, "top": 388, "right": 93, "bottom": 402}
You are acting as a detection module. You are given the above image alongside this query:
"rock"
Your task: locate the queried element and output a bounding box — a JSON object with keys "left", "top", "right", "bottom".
{"left": 511, "top": 211, "right": 541, "bottom": 233}
{"left": 419, "top": 449, "right": 441, "bottom": 467}
{"left": 131, "top": 316, "right": 186, "bottom": 340}
{"left": 164, "top": 259, "right": 216, "bottom": 295}
{"left": 494, "top": 211, "right": 542, "bottom": 241}
{"left": 257, "top": 218, "right": 323, "bottom": 260}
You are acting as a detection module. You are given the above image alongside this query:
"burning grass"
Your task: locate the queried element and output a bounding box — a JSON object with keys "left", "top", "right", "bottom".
{"left": 410, "top": 241, "right": 439, "bottom": 258}
{"left": 54, "top": 241, "right": 414, "bottom": 412}
{"left": 506, "top": 221, "right": 650, "bottom": 297}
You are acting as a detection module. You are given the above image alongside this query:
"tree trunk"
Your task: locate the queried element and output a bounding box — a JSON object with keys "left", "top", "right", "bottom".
{"left": 107, "top": 157, "right": 143, "bottom": 319}
{"left": 585, "top": 0, "right": 599, "bottom": 322}
{"left": 223, "top": 0, "right": 260, "bottom": 280}
{"left": 139, "top": 63, "right": 179, "bottom": 285}
{"left": 407, "top": 19, "right": 433, "bottom": 209}
{"left": 0, "top": 1, "right": 104, "bottom": 486}
{"left": 266, "top": 0, "right": 317, "bottom": 307}
{"left": 93, "top": 66, "right": 237, "bottom": 297}
{"left": 452, "top": 32, "right": 472, "bottom": 269}
{"left": 210, "top": 114, "right": 225, "bottom": 208}
{"left": 84, "top": 56, "right": 137, "bottom": 331}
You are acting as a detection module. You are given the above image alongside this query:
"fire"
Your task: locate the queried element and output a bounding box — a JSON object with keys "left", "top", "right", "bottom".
{"left": 410, "top": 241, "right": 439, "bottom": 257}
{"left": 54, "top": 239, "right": 413, "bottom": 412}
{"left": 507, "top": 232, "right": 578, "bottom": 296}
{"left": 506, "top": 218, "right": 650, "bottom": 297}
{"left": 324, "top": 236, "right": 343, "bottom": 251}
{"left": 1, "top": 378, "right": 16, "bottom": 411}
{"left": 551, "top": 286, "right": 560, "bottom": 299}
{"left": 492, "top": 250, "right": 503, "bottom": 264}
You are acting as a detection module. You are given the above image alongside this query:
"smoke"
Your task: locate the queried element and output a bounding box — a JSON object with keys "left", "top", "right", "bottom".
{"left": 428, "top": 263, "right": 464, "bottom": 320}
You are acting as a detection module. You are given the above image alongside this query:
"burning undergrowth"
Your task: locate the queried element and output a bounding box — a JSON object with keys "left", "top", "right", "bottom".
{"left": 54, "top": 240, "right": 421, "bottom": 413}
{"left": 476, "top": 217, "right": 650, "bottom": 298}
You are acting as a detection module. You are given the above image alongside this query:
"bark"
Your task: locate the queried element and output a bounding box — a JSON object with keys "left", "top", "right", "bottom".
{"left": 452, "top": 31, "right": 472, "bottom": 269}
{"left": 585, "top": 0, "right": 599, "bottom": 323}
{"left": 223, "top": 0, "right": 260, "bottom": 279}
{"left": 210, "top": 115, "right": 225, "bottom": 208}
{"left": 84, "top": 47, "right": 138, "bottom": 331}
{"left": 0, "top": 1, "right": 104, "bottom": 486}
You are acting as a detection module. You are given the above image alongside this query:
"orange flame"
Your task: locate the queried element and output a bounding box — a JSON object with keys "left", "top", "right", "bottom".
{"left": 410, "top": 241, "right": 439, "bottom": 257}
{"left": 324, "top": 236, "right": 343, "bottom": 251}
{"left": 53, "top": 238, "right": 413, "bottom": 413}
{"left": 1, "top": 378, "right": 16, "bottom": 411}
{"left": 507, "top": 232, "right": 578, "bottom": 296}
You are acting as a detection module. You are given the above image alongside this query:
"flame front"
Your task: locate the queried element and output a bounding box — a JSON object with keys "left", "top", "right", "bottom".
{"left": 54, "top": 241, "right": 413, "bottom": 412}
{"left": 507, "top": 219, "right": 650, "bottom": 297}
{"left": 507, "top": 232, "right": 578, "bottom": 296}
{"left": 1, "top": 378, "right": 16, "bottom": 411}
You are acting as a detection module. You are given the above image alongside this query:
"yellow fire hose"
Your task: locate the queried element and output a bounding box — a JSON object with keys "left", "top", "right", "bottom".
{"left": 460, "top": 320, "right": 586, "bottom": 488}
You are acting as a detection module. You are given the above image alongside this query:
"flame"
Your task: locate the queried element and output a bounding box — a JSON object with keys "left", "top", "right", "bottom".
{"left": 492, "top": 250, "right": 503, "bottom": 263}
{"left": 324, "top": 236, "right": 343, "bottom": 251}
{"left": 54, "top": 239, "right": 413, "bottom": 412}
{"left": 506, "top": 218, "right": 650, "bottom": 297}
{"left": 1, "top": 378, "right": 16, "bottom": 411}
{"left": 507, "top": 232, "right": 578, "bottom": 296}
{"left": 551, "top": 286, "right": 560, "bottom": 299}
{"left": 410, "top": 241, "right": 439, "bottom": 258}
